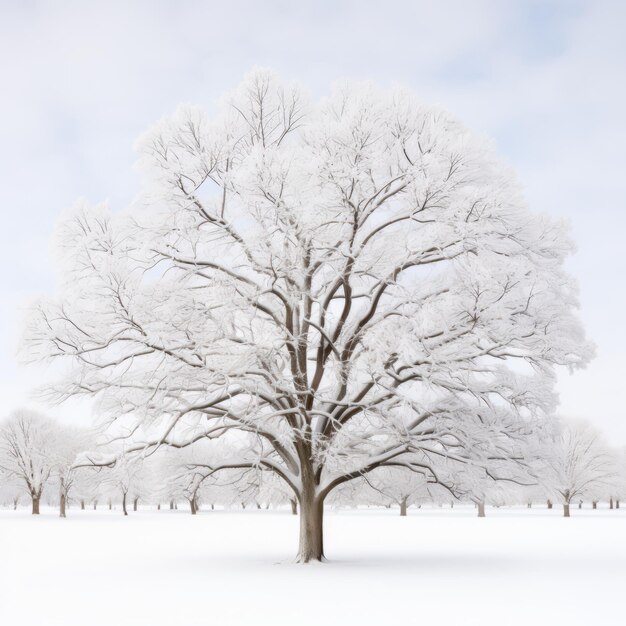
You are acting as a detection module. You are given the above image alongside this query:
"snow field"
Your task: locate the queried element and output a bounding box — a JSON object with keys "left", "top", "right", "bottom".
{"left": 0, "top": 506, "right": 624, "bottom": 626}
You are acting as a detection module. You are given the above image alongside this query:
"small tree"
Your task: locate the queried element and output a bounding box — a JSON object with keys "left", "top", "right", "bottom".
{"left": 98, "top": 453, "right": 145, "bottom": 516}
{"left": 70, "top": 465, "right": 104, "bottom": 511}
{"left": 542, "top": 419, "right": 614, "bottom": 517}
{"left": 0, "top": 410, "right": 61, "bottom": 514}
{"left": 599, "top": 446, "right": 626, "bottom": 509}
{"left": 258, "top": 469, "right": 298, "bottom": 513}
{"left": 356, "top": 467, "right": 433, "bottom": 516}
{"left": 0, "top": 478, "right": 23, "bottom": 510}
{"left": 53, "top": 426, "right": 95, "bottom": 517}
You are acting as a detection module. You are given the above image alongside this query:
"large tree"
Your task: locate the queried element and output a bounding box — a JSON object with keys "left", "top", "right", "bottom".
{"left": 23, "top": 70, "right": 591, "bottom": 561}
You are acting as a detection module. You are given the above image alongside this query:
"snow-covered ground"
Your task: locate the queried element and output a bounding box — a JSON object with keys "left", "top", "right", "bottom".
{"left": 0, "top": 505, "right": 624, "bottom": 626}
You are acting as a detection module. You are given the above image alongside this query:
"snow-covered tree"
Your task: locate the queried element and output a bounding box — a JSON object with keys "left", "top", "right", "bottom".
{"left": 463, "top": 453, "right": 539, "bottom": 517}
{"left": 602, "top": 446, "right": 626, "bottom": 509}
{"left": 0, "top": 410, "right": 62, "bottom": 514}
{"left": 0, "top": 414, "right": 101, "bottom": 517}
{"left": 167, "top": 448, "right": 207, "bottom": 514}
{"left": 23, "top": 69, "right": 591, "bottom": 560}
{"left": 98, "top": 453, "right": 146, "bottom": 516}
{"left": 152, "top": 448, "right": 187, "bottom": 510}
{"left": 128, "top": 459, "right": 157, "bottom": 512}
{"left": 0, "top": 477, "right": 24, "bottom": 510}
{"left": 258, "top": 469, "right": 298, "bottom": 513}
{"left": 53, "top": 426, "right": 95, "bottom": 517}
{"left": 541, "top": 419, "right": 614, "bottom": 517}
{"left": 179, "top": 441, "right": 265, "bottom": 511}
{"left": 355, "top": 467, "right": 433, "bottom": 515}
{"left": 69, "top": 465, "right": 105, "bottom": 510}
{"left": 151, "top": 441, "right": 240, "bottom": 513}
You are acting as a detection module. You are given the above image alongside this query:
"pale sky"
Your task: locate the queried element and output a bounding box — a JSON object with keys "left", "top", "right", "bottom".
{"left": 1, "top": 0, "right": 625, "bottom": 441}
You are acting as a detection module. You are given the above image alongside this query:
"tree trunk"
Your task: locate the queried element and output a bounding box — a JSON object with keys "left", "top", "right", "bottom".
{"left": 190, "top": 499, "right": 197, "bottom": 515}
{"left": 290, "top": 498, "right": 297, "bottom": 515}
{"left": 108, "top": 498, "right": 112, "bottom": 510}
{"left": 297, "top": 467, "right": 324, "bottom": 563}
{"left": 400, "top": 497, "right": 408, "bottom": 516}
{"left": 32, "top": 495, "right": 40, "bottom": 515}
{"left": 80, "top": 500, "right": 85, "bottom": 510}
{"left": 157, "top": 503, "right": 161, "bottom": 510}
{"left": 297, "top": 494, "right": 324, "bottom": 563}
{"left": 547, "top": 499, "right": 553, "bottom": 509}
{"left": 13, "top": 497, "right": 18, "bottom": 510}
{"left": 133, "top": 497, "right": 139, "bottom": 512}
{"left": 93, "top": 500, "right": 98, "bottom": 510}
{"left": 617, "top": 500, "right": 620, "bottom": 509}
{"left": 477, "top": 501, "right": 486, "bottom": 517}
{"left": 211, "top": 503, "right": 214, "bottom": 510}
{"left": 563, "top": 502, "right": 570, "bottom": 517}
{"left": 610, "top": 497, "right": 614, "bottom": 509}
{"left": 169, "top": 500, "right": 174, "bottom": 510}
{"left": 122, "top": 492, "right": 128, "bottom": 516}
{"left": 527, "top": 502, "right": 532, "bottom": 509}
{"left": 592, "top": 501, "right": 597, "bottom": 509}
{"left": 59, "top": 492, "right": 66, "bottom": 518}
{"left": 578, "top": 501, "right": 582, "bottom": 509}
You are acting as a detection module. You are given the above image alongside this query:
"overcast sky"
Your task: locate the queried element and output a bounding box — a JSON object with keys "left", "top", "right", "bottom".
{"left": 1, "top": 0, "right": 625, "bottom": 441}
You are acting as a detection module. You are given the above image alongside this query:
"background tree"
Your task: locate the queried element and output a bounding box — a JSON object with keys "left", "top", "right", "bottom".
{"left": 128, "top": 459, "right": 156, "bottom": 512}
{"left": 355, "top": 466, "right": 434, "bottom": 516}
{"left": 0, "top": 410, "right": 61, "bottom": 514}
{"left": 98, "top": 452, "right": 145, "bottom": 516}
{"left": 23, "top": 69, "right": 592, "bottom": 560}
{"left": 70, "top": 465, "right": 105, "bottom": 510}
{"left": 53, "top": 426, "right": 94, "bottom": 517}
{"left": 541, "top": 418, "right": 614, "bottom": 517}
{"left": 609, "top": 446, "right": 626, "bottom": 508}
{"left": 0, "top": 477, "right": 24, "bottom": 510}
{"left": 152, "top": 448, "right": 188, "bottom": 511}
{"left": 258, "top": 469, "right": 298, "bottom": 513}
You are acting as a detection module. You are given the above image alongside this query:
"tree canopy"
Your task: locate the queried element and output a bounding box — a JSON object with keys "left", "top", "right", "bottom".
{"left": 22, "top": 69, "right": 592, "bottom": 560}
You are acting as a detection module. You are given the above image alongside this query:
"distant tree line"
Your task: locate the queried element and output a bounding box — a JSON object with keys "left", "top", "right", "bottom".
{"left": 0, "top": 410, "right": 621, "bottom": 520}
